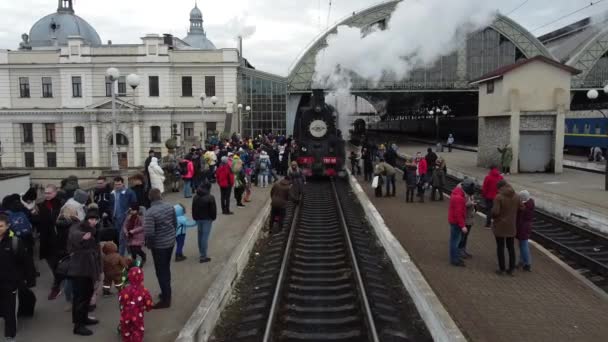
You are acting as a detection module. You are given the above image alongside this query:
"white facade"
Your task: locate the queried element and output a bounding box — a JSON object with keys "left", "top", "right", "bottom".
{"left": 0, "top": 36, "right": 241, "bottom": 168}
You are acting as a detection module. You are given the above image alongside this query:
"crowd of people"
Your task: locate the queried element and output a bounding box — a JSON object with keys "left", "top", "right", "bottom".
{"left": 351, "top": 137, "right": 536, "bottom": 277}
{"left": 0, "top": 132, "right": 304, "bottom": 341}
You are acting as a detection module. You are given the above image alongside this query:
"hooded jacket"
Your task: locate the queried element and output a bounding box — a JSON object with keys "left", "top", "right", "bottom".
{"left": 271, "top": 178, "right": 292, "bottom": 209}
{"left": 516, "top": 198, "right": 535, "bottom": 240}
{"left": 118, "top": 267, "right": 153, "bottom": 339}
{"left": 403, "top": 164, "right": 418, "bottom": 186}
{"left": 192, "top": 187, "right": 217, "bottom": 221}
{"left": 148, "top": 157, "right": 166, "bottom": 193}
{"left": 417, "top": 158, "right": 428, "bottom": 175}
{"left": 123, "top": 211, "right": 145, "bottom": 247}
{"left": 0, "top": 231, "right": 36, "bottom": 291}
{"left": 375, "top": 162, "right": 396, "bottom": 176}
{"left": 491, "top": 184, "right": 520, "bottom": 237}
{"left": 448, "top": 186, "right": 467, "bottom": 229}
{"left": 67, "top": 220, "right": 102, "bottom": 280}
{"left": 216, "top": 163, "right": 235, "bottom": 188}
{"left": 258, "top": 153, "right": 271, "bottom": 175}
{"left": 181, "top": 159, "right": 195, "bottom": 180}
{"left": 482, "top": 168, "right": 504, "bottom": 200}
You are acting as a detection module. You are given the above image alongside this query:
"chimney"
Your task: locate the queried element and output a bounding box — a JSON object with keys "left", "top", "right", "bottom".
{"left": 312, "top": 89, "right": 326, "bottom": 107}
{"left": 163, "top": 34, "right": 174, "bottom": 49}
{"left": 238, "top": 36, "right": 243, "bottom": 66}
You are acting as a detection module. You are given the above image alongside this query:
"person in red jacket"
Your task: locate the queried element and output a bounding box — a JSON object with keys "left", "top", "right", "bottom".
{"left": 181, "top": 157, "right": 195, "bottom": 198}
{"left": 215, "top": 156, "right": 235, "bottom": 215}
{"left": 415, "top": 152, "right": 428, "bottom": 202}
{"left": 448, "top": 179, "right": 475, "bottom": 266}
{"left": 481, "top": 165, "right": 503, "bottom": 228}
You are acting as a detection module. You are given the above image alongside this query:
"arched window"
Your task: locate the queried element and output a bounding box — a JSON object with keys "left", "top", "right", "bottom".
{"left": 109, "top": 133, "right": 129, "bottom": 146}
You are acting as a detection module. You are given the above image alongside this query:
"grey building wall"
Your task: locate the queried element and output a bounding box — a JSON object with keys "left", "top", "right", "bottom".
{"left": 478, "top": 116, "right": 511, "bottom": 168}
{"left": 520, "top": 114, "right": 556, "bottom": 131}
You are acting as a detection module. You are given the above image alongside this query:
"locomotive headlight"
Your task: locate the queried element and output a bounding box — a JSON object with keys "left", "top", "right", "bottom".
{"left": 301, "top": 147, "right": 307, "bottom": 152}
{"left": 309, "top": 119, "right": 328, "bottom": 138}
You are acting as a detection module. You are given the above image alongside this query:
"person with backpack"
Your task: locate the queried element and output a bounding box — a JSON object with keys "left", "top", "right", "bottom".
{"left": 257, "top": 151, "right": 271, "bottom": 188}
{"left": 180, "top": 157, "right": 194, "bottom": 198}
{"left": 161, "top": 152, "right": 180, "bottom": 193}
{"left": 0, "top": 214, "right": 36, "bottom": 342}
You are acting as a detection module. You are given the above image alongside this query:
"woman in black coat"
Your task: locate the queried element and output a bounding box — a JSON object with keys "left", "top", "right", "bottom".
{"left": 67, "top": 209, "right": 102, "bottom": 336}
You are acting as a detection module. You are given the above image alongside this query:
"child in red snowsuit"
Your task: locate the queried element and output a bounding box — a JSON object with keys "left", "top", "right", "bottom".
{"left": 118, "top": 267, "right": 153, "bottom": 342}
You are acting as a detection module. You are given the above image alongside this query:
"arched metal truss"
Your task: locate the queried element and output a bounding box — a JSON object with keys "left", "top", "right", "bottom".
{"left": 287, "top": 0, "right": 553, "bottom": 92}
{"left": 568, "top": 28, "right": 608, "bottom": 88}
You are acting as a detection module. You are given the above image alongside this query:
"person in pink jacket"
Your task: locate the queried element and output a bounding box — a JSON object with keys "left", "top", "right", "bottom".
{"left": 180, "top": 157, "right": 195, "bottom": 198}
{"left": 122, "top": 205, "right": 146, "bottom": 266}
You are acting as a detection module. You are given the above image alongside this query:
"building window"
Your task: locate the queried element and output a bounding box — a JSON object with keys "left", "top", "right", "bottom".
{"left": 71, "top": 76, "right": 82, "bottom": 98}
{"left": 182, "top": 76, "right": 192, "bottom": 97}
{"left": 149, "top": 76, "right": 159, "bottom": 97}
{"left": 24, "top": 152, "right": 34, "bottom": 167}
{"left": 74, "top": 126, "right": 85, "bottom": 144}
{"left": 109, "top": 133, "right": 129, "bottom": 146}
{"left": 595, "top": 124, "right": 601, "bottom": 135}
{"left": 45, "top": 123, "right": 56, "bottom": 143}
{"left": 76, "top": 151, "right": 86, "bottom": 167}
{"left": 486, "top": 80, "right": 494, "bottom": 94}
{"left": 22, "top": 123, "right": 33, "bottom": 143}
{"left": 47, "top": 152, "right": 57, "bottom": 167}
{"left": 183, "top": 122, "right": 194, "bottom": 139}
{"left": 19, "top": 77, "right": 30, "bottom": 98}
{"left": 205, "top": 76, "right": 215, "bottom": 97}
{"left": 106, "top": 76, "right": 126, "bottom": 96}
{"left": 151, "top": 126, "right": 161, "bottom": 143}
{"left": 42, "top": 77, "right": 53, "bottom": 98}
{"left": 206, "top": 122, "right": 217, "bottom": 140}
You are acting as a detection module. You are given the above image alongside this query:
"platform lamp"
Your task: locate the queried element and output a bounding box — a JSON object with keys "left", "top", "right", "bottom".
{"left": 428, "top": 105, "right": 451, "bottom": 145}
{"left": 586, "top": 85, "right": 608, "bottom": 191}
{"left": 106, "top": 67, "right": 140, "bottom": 171}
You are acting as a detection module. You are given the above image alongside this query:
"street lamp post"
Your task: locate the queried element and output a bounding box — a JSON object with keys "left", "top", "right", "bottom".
{"left": 586, "top": 85, "right": 608, "bottom": 191}
{"left": 246, "top": 105, "right": 251, "bottom": 137}
{"left": 428, "top": 105, "right": 451, "bottom": 145}
{"left": 237, "top": 103, "right": 243, "bottom": 137}
{"left": 200, "top": 92, "right": 207, "bottom": 143}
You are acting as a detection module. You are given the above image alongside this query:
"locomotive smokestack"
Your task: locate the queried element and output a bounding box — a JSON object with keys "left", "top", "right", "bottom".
{"left": 311, "top": 89, "right": 326, "bottom": 107}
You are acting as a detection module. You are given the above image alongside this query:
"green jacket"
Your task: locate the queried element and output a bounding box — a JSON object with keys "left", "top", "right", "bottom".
{"left": 498, "top": 147, "right": 513, "bottom": 167}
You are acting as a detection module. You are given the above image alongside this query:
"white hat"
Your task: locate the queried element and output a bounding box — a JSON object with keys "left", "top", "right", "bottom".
{"left": 519, "top": 190, "right": 531, "bottom": 202}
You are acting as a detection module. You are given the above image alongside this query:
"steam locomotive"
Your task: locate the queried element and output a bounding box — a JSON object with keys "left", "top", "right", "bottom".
{"left": 293, "top": 89, "right": 345, "bottom": 177}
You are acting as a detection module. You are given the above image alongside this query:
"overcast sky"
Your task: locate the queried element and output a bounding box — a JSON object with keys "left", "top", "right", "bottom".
{"left": 0, "top": 0, "right": 605, "bottom": 76}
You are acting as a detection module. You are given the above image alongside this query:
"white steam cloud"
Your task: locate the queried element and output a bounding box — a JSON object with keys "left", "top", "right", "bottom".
{"left": 313, "top": 0, "right": 500, "bottom": 89}
{"left": 225, "top": 15, "right": 257, "bottom": 39}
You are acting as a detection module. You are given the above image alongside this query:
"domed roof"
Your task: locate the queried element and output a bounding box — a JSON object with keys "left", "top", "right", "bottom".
{"left": 190, "top": 6, "right": 202, "bottom": 19}
{"left": 28, "top": 1, "right": 101, "bottom": 48}
{"left": 182, "top": 34, "right": 217, "bottom": 50}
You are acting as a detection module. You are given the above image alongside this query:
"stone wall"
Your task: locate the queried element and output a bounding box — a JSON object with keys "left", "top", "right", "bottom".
{"left": 520, "top": 114, "right": 556, "bottom": 131}
{"left": 477, "top": 116, "right": 511, "bottom": 168}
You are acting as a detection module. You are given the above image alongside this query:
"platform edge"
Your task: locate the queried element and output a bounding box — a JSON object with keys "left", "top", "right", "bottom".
{"left": 348, "top": 171, "right": 467, "bottom": 342}
{"left": 175, "top": 199, "right": 271, "bottom": 342}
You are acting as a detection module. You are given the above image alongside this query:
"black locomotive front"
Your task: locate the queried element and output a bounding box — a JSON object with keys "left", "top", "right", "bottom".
{"left": 294, "top": 89, "right": 345, "bottom": 177}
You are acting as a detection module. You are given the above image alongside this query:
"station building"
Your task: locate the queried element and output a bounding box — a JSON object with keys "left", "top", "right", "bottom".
{"left": 0, "top": 0, "right": 287, "bottom": 170}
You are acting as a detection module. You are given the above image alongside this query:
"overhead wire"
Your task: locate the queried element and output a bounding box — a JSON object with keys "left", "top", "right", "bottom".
{"left": 505, "top": 0, "right": 531, "bottom": 16}
{"left": 531, "top": 0, "right": 606, "bottom": 32}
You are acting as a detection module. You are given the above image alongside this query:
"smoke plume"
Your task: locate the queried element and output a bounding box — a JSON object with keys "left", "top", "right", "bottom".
{"left": 313, "top": 0, "right": 500, "bottom": 89}
{"left": 225, "top": 15, "right": 257, "bottom": 39}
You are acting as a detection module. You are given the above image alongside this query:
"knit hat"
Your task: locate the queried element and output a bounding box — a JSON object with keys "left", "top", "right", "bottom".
{"left": 73, "top": 189, "right": 88, "bottom": 205}
{"left": 461, "top": 178, "right": 475, "bottom": 196}
{"left": 519, "top": 190, "right": 531, "bottom": 203}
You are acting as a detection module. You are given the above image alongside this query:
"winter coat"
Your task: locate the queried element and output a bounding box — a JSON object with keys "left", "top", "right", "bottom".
{"left": 67, "top": 221, "right": 102, "bottom": 280}
{"left": 0, "top": 232, "right": 36, "bottom": 291}
{"left": 148, "top": 157, "right": 166, "bottom": 193}
{"left": 288, "top": 167, "right": 305, "bottom": 190}
{"left": 123, "top": 214, "right": 145, "bottom": 247}
{"left": 32, "top": 197, "right": 63, "bottom": 260}
{"left": 130, "top": 184, "right": 150, "bottom": 210}
{"left": 498, "top": 146, "right": 513, "bottom": 168}
{"left": 60, "top": 198, "right": 86, "bottom": 222}
{"left": 92, "top": 184, "right": 113, "bottom": 216}
{"left": 271, "top": 179, "right": 291, "bottom": 209}
{"left": 182, "top": 160, "right": 195, "bottom": 180}
{"left": 143, "top": 200, "right": 177, "bottom": 249}
{"left": 448, "top": 186, "right": 466, "bottom": 228}
{"left": 102, "top": 242, "right": 128, "bottom": 282}
{"left": 403, "top": 164, "right": 417, "bottom": 187}
{"left": 216, "top": 164, "right": 235, "bottom": 188}
{"left": 425, "top": 152, "right": 438, "bottom": 169}
{"left": 482, "top": 168, "right": 504, "bottom": 200}
{"left": 516, "top": 198, "right": 535, "bottom": 240}
{"left": 375, "top": 162, "right": 396, "bottom": 176}
{"left": 432, "top": 166, "right": 446, "bottom": 188}
{"left": 119, "top": 267, "right": 153, "bottom": 342}
{"left": 192, "top": 187, "right": 217, "bottom": 221}
{"left": 417, "top": 158, "right": 428, "bottom": 176}
{"left": 491, "top": 184, "right": 520, "bottom": 238}
{"left": 465, "top": 194, "right": 477, "bottom": 226}
{"left": 258, "top": 155, "right": 272, "bottom": 175}
{"left": 384, "top": 149, "right": 398, "bottom": 167}
{"left": 112, "top": 187, "right": 138, "bottom": 225}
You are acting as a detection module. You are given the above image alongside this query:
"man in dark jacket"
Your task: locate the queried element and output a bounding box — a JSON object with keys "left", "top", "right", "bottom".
{"left": 192, "top": 185, "right": 217, "bottom": 263}
{"left": 32, "top": 185, "right": 64, "bottom": 300}
{"left": 0, "top": 214, "right": 36, "bottom": 341}
{"left": 270, "top": 176, "right": 292, "bottom": 234}
{"left": 92, "top": 176, "right": 113, "bottom": 226}
{"left": 491, "top": 180, "right": 520, "bottom": 276}
{"left": 384, "top": 145, "right": 398, "bottom": 167}
{"left": 425, "top": 148, "right": 438, "bottom": 175}
{"left": 144, "top": 189, "right": 177, "bottom": 309}
{"left": 144, "top": 149, "right": 155, "bottom": 190}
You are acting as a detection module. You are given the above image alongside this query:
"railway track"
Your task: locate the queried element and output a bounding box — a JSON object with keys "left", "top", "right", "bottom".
{"left": 214, "top": 180, "right": 431, "bottom": 342}
{"left": 443, "top": 175, "right": 608, "bottom": 292}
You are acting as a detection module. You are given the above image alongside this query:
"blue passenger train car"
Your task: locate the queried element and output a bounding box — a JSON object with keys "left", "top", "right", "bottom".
{"left": 565, "top": 118, "right": 608, "bottom": 149}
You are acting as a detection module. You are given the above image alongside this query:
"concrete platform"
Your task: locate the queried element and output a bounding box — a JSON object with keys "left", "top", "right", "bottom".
{"left": 353, "top": 173, "right": 608, "bottom": 342}
{"left": 5, "top": 185, "right": 270, "bottom": 342}
{"left": 393, "top": 142, "right": 608, "bottom": 235}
